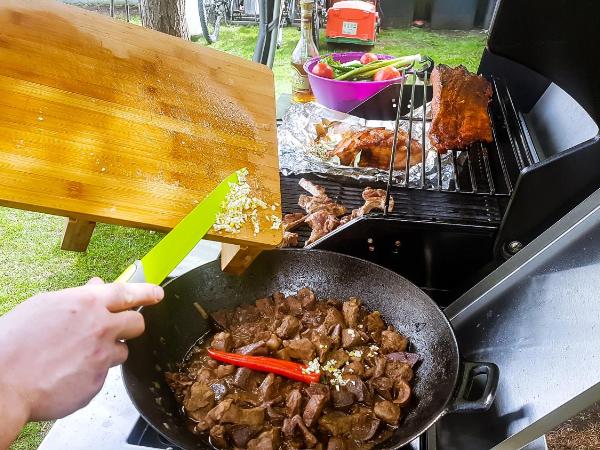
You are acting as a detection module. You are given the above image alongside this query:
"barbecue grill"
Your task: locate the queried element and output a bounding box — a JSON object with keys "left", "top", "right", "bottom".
{"left": 38, "top": 0, "right": 600, "bottom": 449}
{"left": 281, "top": 1, "right": 600, "bottom": 305}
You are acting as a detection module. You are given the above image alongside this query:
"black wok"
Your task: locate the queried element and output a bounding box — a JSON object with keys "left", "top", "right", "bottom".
{"left": 123, "top": 249, "right": 498, "bottom": 449}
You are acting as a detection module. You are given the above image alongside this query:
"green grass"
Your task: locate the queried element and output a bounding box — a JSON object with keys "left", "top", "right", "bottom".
{"left": 2, "top": 24, "right": 484, "bottom": 449}
{"left": 193, "top": 26, "right": 487, "bottom": 95}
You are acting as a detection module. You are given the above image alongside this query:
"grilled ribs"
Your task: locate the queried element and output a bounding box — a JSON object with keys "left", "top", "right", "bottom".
{"left": 340, "top": 187, "right": 394, "bottom": 225}
{"left": 429, "top": 65, "right": 493, "bottom": 152}
{"left": 331, "top": 128, "right": 423, "bottom": 170}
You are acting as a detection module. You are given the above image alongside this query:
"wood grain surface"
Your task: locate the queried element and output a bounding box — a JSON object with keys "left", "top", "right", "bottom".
{"left": 0, "top": 0, "right": 282, "bottom": 247}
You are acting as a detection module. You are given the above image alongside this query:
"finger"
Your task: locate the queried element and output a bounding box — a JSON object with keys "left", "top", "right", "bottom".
{"left": 86, "top": 282, "right": 164, "bottom": 312}
{"left": 112, "top": 310, "right": 146, "bottom": 340}
{"left": 109, "top": 342, "right": 129, "bottom": 367}
{"left": 87, "top": 277, "right": 104, "bottom": 286}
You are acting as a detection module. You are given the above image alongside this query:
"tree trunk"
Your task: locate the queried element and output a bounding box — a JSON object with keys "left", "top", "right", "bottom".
{"left": 140, "top": 0, "right": 190, "bottom": 40}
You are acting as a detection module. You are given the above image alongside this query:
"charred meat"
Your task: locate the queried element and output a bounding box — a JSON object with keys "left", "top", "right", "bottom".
{"left": 166, "top": 288, "right": 416, "bottom": 449}
{"left": 331, "top": 128, "right": 423, "bottom": 170}
{"left": 429, "top": 64, "right": 493, "bottom": 152}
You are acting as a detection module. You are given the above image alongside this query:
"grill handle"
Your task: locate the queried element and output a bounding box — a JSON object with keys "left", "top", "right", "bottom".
{"left": 445, "top": 361, "right": 499, "bottom": 414}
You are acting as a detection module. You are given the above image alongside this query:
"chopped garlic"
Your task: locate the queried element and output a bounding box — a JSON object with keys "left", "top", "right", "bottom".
{"left": 347, "top": 350, "right": 363, "bottom": 358}
{"left": 302, "top": 358, "right": 321, "bottom": 375}
{"left": 347, "top": 329, "right": 356, "bottom": 338}
{"left": 270, "top": 215, "right": 282, "bottom": 230}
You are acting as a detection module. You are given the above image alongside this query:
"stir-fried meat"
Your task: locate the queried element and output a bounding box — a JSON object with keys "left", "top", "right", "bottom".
{"left": 331, "top": 127, "right": 423, "bottom": 170}
{"left": 166, "top": 288, "right": 417, "bottom": 449}
{"left": 429, "top": 64, "right": 493, "bottom": 152}
{"left": 374, "top": 400, "right": 401, "bottom": 424}
{"left": 210, "top": 332, "right": 233, "bottom": 353}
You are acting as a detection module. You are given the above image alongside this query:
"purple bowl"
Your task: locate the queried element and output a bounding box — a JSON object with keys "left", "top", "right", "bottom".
{"left": 305, "top": 52, "right": 404, "bottom": 113}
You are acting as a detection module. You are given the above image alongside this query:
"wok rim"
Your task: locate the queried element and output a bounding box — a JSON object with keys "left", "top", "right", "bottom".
{"left": 122, "top": 249, "right": 461, "bottom": 449}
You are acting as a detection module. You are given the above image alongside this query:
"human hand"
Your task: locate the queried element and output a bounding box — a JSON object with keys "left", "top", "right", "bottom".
{"left": 0, "top": 279, "right": 163, "bottom": 436}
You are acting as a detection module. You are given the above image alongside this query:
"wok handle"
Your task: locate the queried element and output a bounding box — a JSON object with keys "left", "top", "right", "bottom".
{"left": 446, "top": 361, "right": 499, "bottom": 414}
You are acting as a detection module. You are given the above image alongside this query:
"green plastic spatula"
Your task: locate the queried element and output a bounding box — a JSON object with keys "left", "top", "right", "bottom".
{"left": 115, "top": 170, "right": 239, "bottom": 284}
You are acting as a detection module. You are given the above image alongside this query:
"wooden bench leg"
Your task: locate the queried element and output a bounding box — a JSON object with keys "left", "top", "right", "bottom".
{"left": 61, "top": 217, "right": 96, "bottom": 252}
{"left": 221, "top": 243, "right": 262, "bottom": 275}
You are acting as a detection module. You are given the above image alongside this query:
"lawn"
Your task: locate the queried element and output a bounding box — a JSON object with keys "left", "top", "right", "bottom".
{"left": 193, "top": 26, "right": 487, "bottom": 95}
{"left": 2, "top": 23, "right": 485, "bottom": 450}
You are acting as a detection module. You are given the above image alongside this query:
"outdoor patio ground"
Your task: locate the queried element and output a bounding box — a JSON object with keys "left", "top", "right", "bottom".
{"left": 1, "top": 9, "right": 597, "bottom": 450}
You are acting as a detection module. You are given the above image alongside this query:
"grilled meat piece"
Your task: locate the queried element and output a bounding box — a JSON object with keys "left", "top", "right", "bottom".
{"left": 299, "top": 194, "right": 346, "bottom": 216}
{"left": 305, "top": 210, "right": 341, "bottom": 246}
{"left": 429, "top": 64, "right": 493, "bottom": 152}
{"left": 281, "top": 231, "right": 299, "bottom": 248}
{"left": 282, "top": 212, "right": 307, "bottom": 231}
{"left": 340, "top": 187, "right": 394, "bottom": 225}
{"left": 331, "top": 128, "right": 423, "bottom": 170}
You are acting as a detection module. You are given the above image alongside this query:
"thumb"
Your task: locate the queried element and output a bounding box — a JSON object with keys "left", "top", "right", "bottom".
{"left": 86, "top": 277, "right": 104, "bottom": 286}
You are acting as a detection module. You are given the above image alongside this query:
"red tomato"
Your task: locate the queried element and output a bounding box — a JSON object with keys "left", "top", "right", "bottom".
{"left": 312, "top": 62, "right": 334, "bottom": 79}
{"left": 360, "top": 53, "right": 379, "bottom": 64}
{"left": 374, "top": 66, "right": 401, "bottom": 81}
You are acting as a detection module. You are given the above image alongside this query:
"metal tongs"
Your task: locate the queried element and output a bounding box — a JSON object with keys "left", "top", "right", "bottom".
{"left": 383, "top": 56, "right": 436, "bottom": 214}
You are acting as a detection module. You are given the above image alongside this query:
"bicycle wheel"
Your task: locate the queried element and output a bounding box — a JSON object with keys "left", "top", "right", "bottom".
{"left": 199, "top": 0, "right": 223, "bottom": 44}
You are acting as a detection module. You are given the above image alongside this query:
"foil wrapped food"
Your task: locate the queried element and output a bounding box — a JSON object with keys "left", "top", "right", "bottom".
{"left": 278, "top": 102, "right": 459, "bottom": 189}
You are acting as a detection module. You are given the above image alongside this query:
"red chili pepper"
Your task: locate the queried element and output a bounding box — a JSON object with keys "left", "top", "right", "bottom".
{"left": 207, "top": 348, "right": 321, "bottom": 384}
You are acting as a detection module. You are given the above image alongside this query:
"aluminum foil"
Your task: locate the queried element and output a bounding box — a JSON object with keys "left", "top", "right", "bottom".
{"left": 278, "top": 102, "right": 456, "bottom": 189}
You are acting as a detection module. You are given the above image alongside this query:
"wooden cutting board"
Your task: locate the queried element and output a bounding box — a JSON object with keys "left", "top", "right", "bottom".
{"left": 0, "top": 0, "right": 282, "bottom": 248}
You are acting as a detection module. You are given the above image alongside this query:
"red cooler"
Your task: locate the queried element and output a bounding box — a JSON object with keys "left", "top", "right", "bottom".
{"left": 326, "top": 1, "right": 378, "bottom": 46}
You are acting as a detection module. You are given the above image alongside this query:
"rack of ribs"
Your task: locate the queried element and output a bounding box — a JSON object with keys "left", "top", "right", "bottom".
{"left": 330, "top": 128, "right": 423, "bottom": 170}
{"left": 429, "top": 65, "right": 493, "bottom": 153}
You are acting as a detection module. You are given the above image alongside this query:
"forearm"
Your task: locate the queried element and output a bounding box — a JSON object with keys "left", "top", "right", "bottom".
{"left": 0, "top": 383, "right": 29, "bottom": 449}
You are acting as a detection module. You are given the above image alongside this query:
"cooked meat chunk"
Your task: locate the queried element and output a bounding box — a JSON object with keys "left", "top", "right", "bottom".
{"left": 283, "top": 415, "right": 318, "bottom": 448}
{"left": 385, "top": 360, "right": 414, "bottom": 384}
{"left": 305, "top": 210, "right": 341, "bottom": 246}
{"left": 342, "top": 298, "right": 361, "bottom": 328}
{"left": 298, "top": 287, "right": 317, "bottom": 310}
{"left": 429, "top": 64, "right": 493, "bottom": 152}
{"left": 255, "top": 297, "right": 275, "bottom": 315}
{"left": 343, "top": 375, "right": 373, "bottom": 405}
{"left": 327, "top": 437, "right": 348, "bottom": 450}
{"left": 331, "top": 386, "right": 355, "bottom": 409}
{"left": 211, "top": 310, "right": 231, "bottom": 330}
{"left": 284, "top": 338, "right": 316, "bottom": 361}
{"left": 215, "top": 364, "right": 236, "bottom": 379}
{"left": 374, "top": 400, "right": 401, "bottom": 424}
{"left": 380, "top": 330, "right": 408, "bottom": 353}
{"left": 283, "top": 212, "right": 307, "bottom": 231}
{"left": 300, "top": 195, "right": 347, "bottom": 217}
{"left": 247, "top": 428, "right": 281, "bottom": 450}
{"left": 319, "top": 412, "right": 353, "bottom": 436}
{"left": 210, "top": 332, "right": 233, "bottom": 352}
{"left": 386, "top": 351, "right": 421, "bottom": 367}
{"left": 221, "top": 404, "right": 265, "bottom": 426}
{"left": 209, "top": 424, "right": 228, "bottom": 448}
{"left": 168, "top": 289, "right": 417, "bottom": 449}
{"left": 281, "top": 231, "right": 299, "bottom": 248}
{"left": 183, "top": 382, "right": 214, "bottom": 412}
{"left": 343, "top": 360, "right": 365, "bottom": 377}
{"left": 232, "top": 367, "right": 256, "bottom": 390}
{"left": 331, "top": 128, "right": 423, "bottom": 170}
{"left": 286, "top": 295, "right": 304, "bottom": 316}
{"left": 303, "top": 393, "right": 328, "bottom": 427}
{"left": 277, "top": 315, "right": 301, "bottom": 339}
{"left": 231, "top": 425, "right": 259, "bottom": 447}
{"left": 351, "top": 416, "right": 381, "bottom": 441}
{"left": 259, "top": 373, "right": 278, "bottom": 401}
{"left": 265, "top": 334, "right": 282, "bottom": 352}
{"left": 370, "top": 376, "right": 394, "bottom": 400}
{"left": 342, "top": 188, "right": 395, "bottom": 225}
{"left": 286, "top": 388, "right": 303, "bottom": 417}
{"left": 341, "top": 328, "right": 364, "bottom": 348}
{"left": 236, "top": 340, "right": 268, "bottom": 356}
{"left": 394, "top": 379, "right": 412, "bottom": 406}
